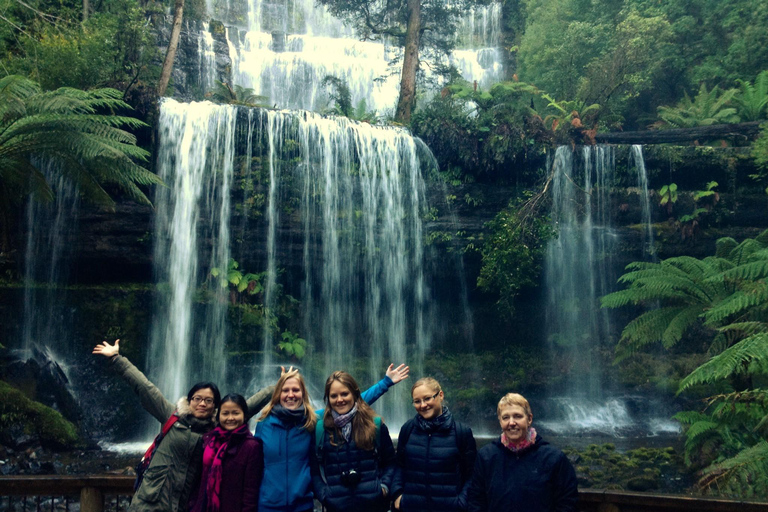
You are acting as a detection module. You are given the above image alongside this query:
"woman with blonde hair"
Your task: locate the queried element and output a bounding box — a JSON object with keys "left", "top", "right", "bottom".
{"left": 467, "top": 393, "right": 577, "bottom": 512}
{"left": 391, "top": 377, "right": 476, "bottom": 512}
{"left": 310, "top": 371, "right": 397, "bottom": 512}
{"left": 256, "top": 365, "right": 408, "bottom": 512}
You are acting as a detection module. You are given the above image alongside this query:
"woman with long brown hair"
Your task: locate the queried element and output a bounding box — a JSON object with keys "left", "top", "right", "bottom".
{"left": 310, "top": 371, "right": 397, "bottom": 512}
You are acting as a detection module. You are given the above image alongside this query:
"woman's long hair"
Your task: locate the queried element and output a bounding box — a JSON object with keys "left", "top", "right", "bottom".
{"left": 322, "top": 371, "right": 378, "bottom": 451}
{"left": 259, "top": 369, "right": 317, "bottom": 431}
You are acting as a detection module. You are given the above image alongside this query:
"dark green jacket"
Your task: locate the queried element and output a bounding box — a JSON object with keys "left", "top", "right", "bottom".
{"left": 111, "top": 355, "right": 273, "bottom": 512}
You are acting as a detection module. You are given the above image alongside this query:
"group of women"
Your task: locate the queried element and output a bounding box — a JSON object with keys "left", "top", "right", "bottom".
{"left": 93, "top": 339, "right": 578, "bottom": 512}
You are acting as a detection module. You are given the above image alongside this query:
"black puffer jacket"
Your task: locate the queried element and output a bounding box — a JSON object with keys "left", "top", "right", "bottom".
{"left": 391, "top": 414, "right": 476, "bottom": 512}
{"left": 467, "top": 436, "right": 578, "bottom": 512}
{"left": 310, "top": 421, "right": 396, "bottom": 512}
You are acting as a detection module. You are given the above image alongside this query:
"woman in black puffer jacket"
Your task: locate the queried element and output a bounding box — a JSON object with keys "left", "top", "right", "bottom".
{"left": 391, "top": 378, "right": 477, "bottom": 512}
{"left": 310, "top": 371, "right": 397, "bottom": 512}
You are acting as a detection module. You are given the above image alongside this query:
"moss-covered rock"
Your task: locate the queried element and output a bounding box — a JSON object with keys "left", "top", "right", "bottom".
{"left": 563, "top": 443, "right": 691, "bottom": 492}
{"left": 0, "top": 380, "right": 81, "bottom": 449}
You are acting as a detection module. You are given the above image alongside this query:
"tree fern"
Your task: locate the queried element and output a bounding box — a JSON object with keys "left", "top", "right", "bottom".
{"left": 734, "top": 70, "right": 768, "bottom": 122}
{"left": 0, "top": 75, "right": 161, "bottom": 211}
{"left": 657, "top": 83, "right": 740, "bottom": 128}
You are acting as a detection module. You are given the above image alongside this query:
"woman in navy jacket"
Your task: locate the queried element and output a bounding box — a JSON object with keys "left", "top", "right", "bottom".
{"left": 467, "top": 393, "right": 578, "bottom": 512}
{"left": 391, "top": 377, "right": 476, "bottom": 512}
{"left": 310, "top": 371, "right": 397, "bottom": 512}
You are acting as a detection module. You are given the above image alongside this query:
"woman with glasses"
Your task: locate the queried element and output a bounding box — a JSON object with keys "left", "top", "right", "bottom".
{"left": 92, "top": 339, "right": 274, "bottom": 512}
{"left": 391, "top": 377, "right": 476, "bottom": 512}
{"left": 310, "top": 371, "right": 397, "bottom": 512}
{"left": 256, "top": 365, "right": 408, "bottom": 512}
{"left": 467, "top": 393, "right": 577, "bottom": 512}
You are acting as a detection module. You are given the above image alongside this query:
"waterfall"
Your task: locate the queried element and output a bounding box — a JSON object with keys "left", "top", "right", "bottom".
{"left": 21, "top": 160, "right": 79, "bottom": 356}
{"left": 150, "top": 100, "right": 236, "bottom": 401}
{"left": 630, "top": 145, "right": 655, "bottom": 260}
{"left": 198, "top": 23, "right": 217, "bottom": 93}
{"left": 220, "top": 0, "right": 505, "bottom": 113}
{"left": 544, "top": 146, "right": 616, "bottom": 400}
{"left": 153, "top": 102, "right": 437, "bottom": 425}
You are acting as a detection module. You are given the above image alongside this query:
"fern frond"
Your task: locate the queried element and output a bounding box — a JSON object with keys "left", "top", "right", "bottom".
{"left": 678, "top": 333, "right": 768, "bottom": 393}
{"left": 704, "top": 286, "right": 768, "bottom": 326}
{"left": 698, "top": 440, "right": 768, "bottom": 497}
{"left": 716, "top": 238, "right": 739, "bottom": 259}
{"left": 663, "top": 304, "right": 707, "bottom": 348}
{"left": 615, "top": 307, "right": 690, "bottom": 361}
{"left": 728, "top": 239, "right": 768, "bottom": 266}
{"left": 674, "top": 410, "right": 711, "bottom": 425}
{"left": 713, "top": 260, "right": 768, "bottom": 283}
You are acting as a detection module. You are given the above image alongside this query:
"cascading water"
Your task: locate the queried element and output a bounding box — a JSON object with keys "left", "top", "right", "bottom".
{"left": 198, "top": 22, "right": 218, "bottom": 93}
{"left": 543, "top": 146, "right": 619, "bottom": 431}
{"left": 149, "top": 100, "right": 236, "bottom": 402}
{"left": 630, "top": 144, "right": 656, "bottom": 260}
{"left": 541, "top": 146, "right": 671, "bottom": 436}
{"left": 21, "top": 160, "right": 80, "bottom": 356}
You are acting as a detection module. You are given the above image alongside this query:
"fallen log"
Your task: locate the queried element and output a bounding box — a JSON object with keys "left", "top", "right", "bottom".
{"left": 595, "top": 121, "right": 763, "bottom": 145}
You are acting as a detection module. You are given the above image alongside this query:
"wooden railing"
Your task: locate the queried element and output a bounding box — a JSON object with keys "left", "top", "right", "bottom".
{"left": 1, "top": 476, "right": 767, "bottom": 512}
{"left": 0, "top": 476, "right": 133, "bottom": 512}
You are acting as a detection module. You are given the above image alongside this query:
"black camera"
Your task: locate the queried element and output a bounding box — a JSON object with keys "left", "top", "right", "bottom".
{"left": 340, "top": 469, "right": 362, "bottom": 487}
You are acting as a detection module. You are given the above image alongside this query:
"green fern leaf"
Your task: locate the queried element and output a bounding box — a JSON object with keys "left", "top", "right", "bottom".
{"left": 679, "top": 333, "right": 768, "bottom": 393}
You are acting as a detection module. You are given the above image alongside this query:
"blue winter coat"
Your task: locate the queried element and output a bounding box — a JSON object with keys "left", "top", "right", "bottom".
{"left": 392, "top": 416, "right": 476, "bottom": 512}
{"left": 467, "top": 436, "right": 578, "bottom": 512}
{"left": 310, "top": 420, "right": 397, "bottom": 512}
{"left": 254, "top": 377, "right": 394, "bottom": 512}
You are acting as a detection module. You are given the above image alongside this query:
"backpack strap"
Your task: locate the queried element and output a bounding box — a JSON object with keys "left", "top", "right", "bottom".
{"left": 455, "top": 421, "right": 470, "bottom": 454}
{"left": 315, "top": 419, "right": 325, "bottom": 453}
{"left": 141, "top": 413, "right": 179, "bottom": 461}
{"left": 134, "top": 413, "right": 179, "bottom": 491}
{"left": 314, "top": 420, "right": 328, "bottom": 484}
{"left": 396, "top": 419, "right": 416, "bottom": 466}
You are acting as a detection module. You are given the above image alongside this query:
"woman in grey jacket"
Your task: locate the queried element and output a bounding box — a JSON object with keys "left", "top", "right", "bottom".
{"left": 93, "top": 339, "right": 273, "bottom": 512}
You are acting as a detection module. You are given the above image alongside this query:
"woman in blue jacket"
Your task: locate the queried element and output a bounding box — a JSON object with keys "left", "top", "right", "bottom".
{"left": 467, "top": 393, "right": 578, "bottom": 512}
{"left": 255, "top": 365, "right": 408, "bottom": 512}
{"left": 310, "top": 371, "right": 397, "bottom": 512}
{"left": 392, "top": 377, "right": 476, "bottom": 512}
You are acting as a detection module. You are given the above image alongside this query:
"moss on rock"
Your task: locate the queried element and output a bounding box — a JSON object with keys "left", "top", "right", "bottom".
{"left": 0, "top": 380, "right": 80, "bottom": 449}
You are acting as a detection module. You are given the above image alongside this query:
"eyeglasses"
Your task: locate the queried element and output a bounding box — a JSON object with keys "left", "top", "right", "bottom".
{"left": 412, "top": 392, "right": 439, "bottom": 406}
{"left": 191, "top": 396, "right": 214, "bottom": 405}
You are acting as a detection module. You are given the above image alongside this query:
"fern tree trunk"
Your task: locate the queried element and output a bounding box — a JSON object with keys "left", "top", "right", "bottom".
{"left": 158, "top": 0, "right": 185, "bottom": 97}
{"left": 394, "top": 0, "right": 420, "bottom": 124}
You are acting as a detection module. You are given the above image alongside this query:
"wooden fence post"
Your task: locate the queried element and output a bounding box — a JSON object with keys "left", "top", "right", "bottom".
{"left": 80, "top": 486, "right": 103, "bottom": 512}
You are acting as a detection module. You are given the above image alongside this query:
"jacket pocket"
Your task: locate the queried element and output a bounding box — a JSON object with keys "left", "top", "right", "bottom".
{"left": 137, "top": 465, "right": 168, "bottom": 503}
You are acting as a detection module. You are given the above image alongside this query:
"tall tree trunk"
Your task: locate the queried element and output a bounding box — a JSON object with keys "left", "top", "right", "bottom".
{"left": 157, "top": 0, "right": 185, "bottom": 97}
{"left": 82, "top": 0, "right": 89, "bottom": 22}
{"left": 394, "top": 0, "right": 420, "bottom": 124}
